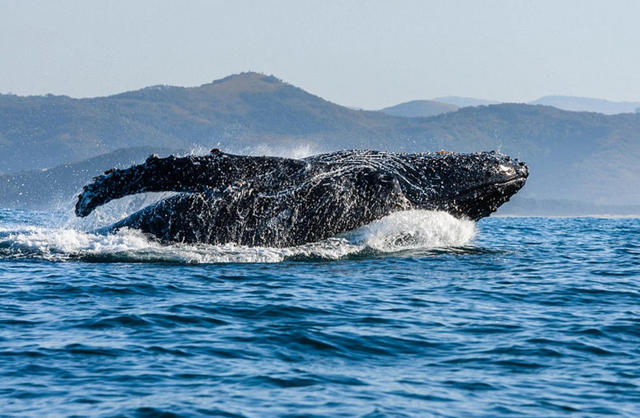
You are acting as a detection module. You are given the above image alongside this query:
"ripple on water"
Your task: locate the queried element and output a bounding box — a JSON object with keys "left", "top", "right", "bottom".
{"left": 0, "top": 211, "right": 639, "bottom": 416}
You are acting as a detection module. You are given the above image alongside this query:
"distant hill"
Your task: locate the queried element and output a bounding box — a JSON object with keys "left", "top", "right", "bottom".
{"left": 391, "top": 95, "right": 640, "bottom": 115}
{"left": 529, "top": 96, "right": 640, "bottom": 115}
{"left": 432, "top": 96, "right": 500, "bottom": 107}
{"left": 1, "top": 72, "right": 640, "bottom": 210}
{"left": 0, "top": 73, "right": 406, "bottom": 173}
{"left": 379, "top": 100, "right": 458, "bottom": 118}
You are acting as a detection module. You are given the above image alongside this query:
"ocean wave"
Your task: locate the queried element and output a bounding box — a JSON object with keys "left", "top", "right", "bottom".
{"left": 0, "top": 210, "right": 476, "bottom": 263}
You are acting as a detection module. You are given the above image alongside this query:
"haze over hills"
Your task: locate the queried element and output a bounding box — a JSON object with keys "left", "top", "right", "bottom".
{"left": 1, "top": 72, "right": 639, "bottom": 212}
{"left": 378, "top": 96, "right": 498, "bottom": 118}
{"left": 530, "top": 96, "right": 640, "bottom": 115}
{"left": 380, "top": 100, "right": 459, "bottom": 118}
{"left": 432, "top": 96, "right": 500, "bottom": 108}
{"left": 384, "top": 95, "right": 640, "bottom": 118}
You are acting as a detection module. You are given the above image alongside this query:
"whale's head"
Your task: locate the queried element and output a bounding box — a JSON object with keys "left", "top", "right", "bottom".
{"left": 399, "top": 151, "right": 529, "bottom": 220}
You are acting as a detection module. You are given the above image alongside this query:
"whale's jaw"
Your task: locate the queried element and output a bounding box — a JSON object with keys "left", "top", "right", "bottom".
{"left": 403, "top": 152, "right": 529, "bottom": 221}
{"left": 444, "top": 174, "right": 528, "bottom": 221}
{"left": 443, "top": 158, "right": 529, "bottom": 221}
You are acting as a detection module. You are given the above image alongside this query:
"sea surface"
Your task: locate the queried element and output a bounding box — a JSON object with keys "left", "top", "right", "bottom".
{"left": 0, "top": 208, "right": 639, "bottom": 416}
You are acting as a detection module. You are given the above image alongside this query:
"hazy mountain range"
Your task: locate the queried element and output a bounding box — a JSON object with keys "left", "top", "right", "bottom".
{"left": 530, "top": 96, "right": 640, "bottom": 115}
{"left": 1, "top": 72, "right": 639, "bottom": 213}
{"left": 379, "top": 96, "right": 640, "bottom": 118}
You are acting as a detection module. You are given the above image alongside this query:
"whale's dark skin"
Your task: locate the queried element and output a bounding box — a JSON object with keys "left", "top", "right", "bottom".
{"left": 76, "top": 150, "right": 528, "bottom": 247}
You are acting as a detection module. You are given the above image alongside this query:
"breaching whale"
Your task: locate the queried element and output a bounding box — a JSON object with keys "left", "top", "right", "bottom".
{"left": 75, "top": 150, "right": 528, "bottom": 247}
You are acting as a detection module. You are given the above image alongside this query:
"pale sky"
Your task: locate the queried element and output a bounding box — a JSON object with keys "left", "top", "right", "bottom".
{"left": 1, "top": 0, "right": 639, "bottom": 109}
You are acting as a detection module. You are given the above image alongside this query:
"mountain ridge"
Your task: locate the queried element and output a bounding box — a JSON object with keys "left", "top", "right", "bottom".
{"left": 432, "top": 96, "right": 499, "bottom": 108}
{"left": 383, "top": 95, "right": 640, "bottom": 118}
{"left": 1, "top": 72, "right": 639, "bottom": 206}
{"left": 530, "top": 95, "right": 640, "bottom": 115}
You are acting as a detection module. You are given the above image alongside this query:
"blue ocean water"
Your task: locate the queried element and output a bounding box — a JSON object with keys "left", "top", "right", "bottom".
{"left": 0, "top": 208, "right": 639, "bottom": 416}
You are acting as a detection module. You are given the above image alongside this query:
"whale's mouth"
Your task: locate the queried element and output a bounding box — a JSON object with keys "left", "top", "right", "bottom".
{"left": 486, "top": 176, "right": 528, "bottom": 190}
{"left": 447, "top": 174, "right": 528, "bottom": 221}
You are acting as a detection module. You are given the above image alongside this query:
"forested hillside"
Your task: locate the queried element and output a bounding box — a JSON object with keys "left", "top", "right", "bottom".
{"left": 1, "top": 72, "right": 639, "bottom": 208}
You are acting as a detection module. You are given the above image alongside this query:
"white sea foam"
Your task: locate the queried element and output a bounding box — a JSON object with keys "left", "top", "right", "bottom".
{"left": 241, "top": 143, "right": 321, "bottom": 159}
{"left": 183, "top": 142, "right": 322, "bottom": 160}
{"left": 0, "top": 210, "right": 475, "bottom": 263}
{"left": 347, "top": 210, "right": 476, "bottom": 251}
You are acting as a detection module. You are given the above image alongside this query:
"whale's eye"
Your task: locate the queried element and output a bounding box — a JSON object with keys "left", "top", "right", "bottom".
{"left": 498, "top": 164, "right": 515, "bottom": 176}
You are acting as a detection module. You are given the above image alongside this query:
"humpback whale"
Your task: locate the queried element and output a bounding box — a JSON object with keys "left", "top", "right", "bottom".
{"left": 75, "top": 150, "right": 528, "bottom": 247}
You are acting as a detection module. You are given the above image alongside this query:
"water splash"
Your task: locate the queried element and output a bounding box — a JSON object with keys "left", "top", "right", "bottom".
{"left": 240, "top": 143, "right": 322, "bottom": 159}
{"left": 0, "top": 210, "right": 475, "bottom": 264}
{"left": 181, "top": 142, "right": 322, "bottom": 160}
{"left": 348, "top": 210, "right": 476, "bottom": 251}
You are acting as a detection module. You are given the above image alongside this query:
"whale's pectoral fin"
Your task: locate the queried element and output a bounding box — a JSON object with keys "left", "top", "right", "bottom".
{"left": 75, "top": 155, "right": 210, "bottom": 217}
{"left": 75, "top": 152, "right": 304, "bottom": 217}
